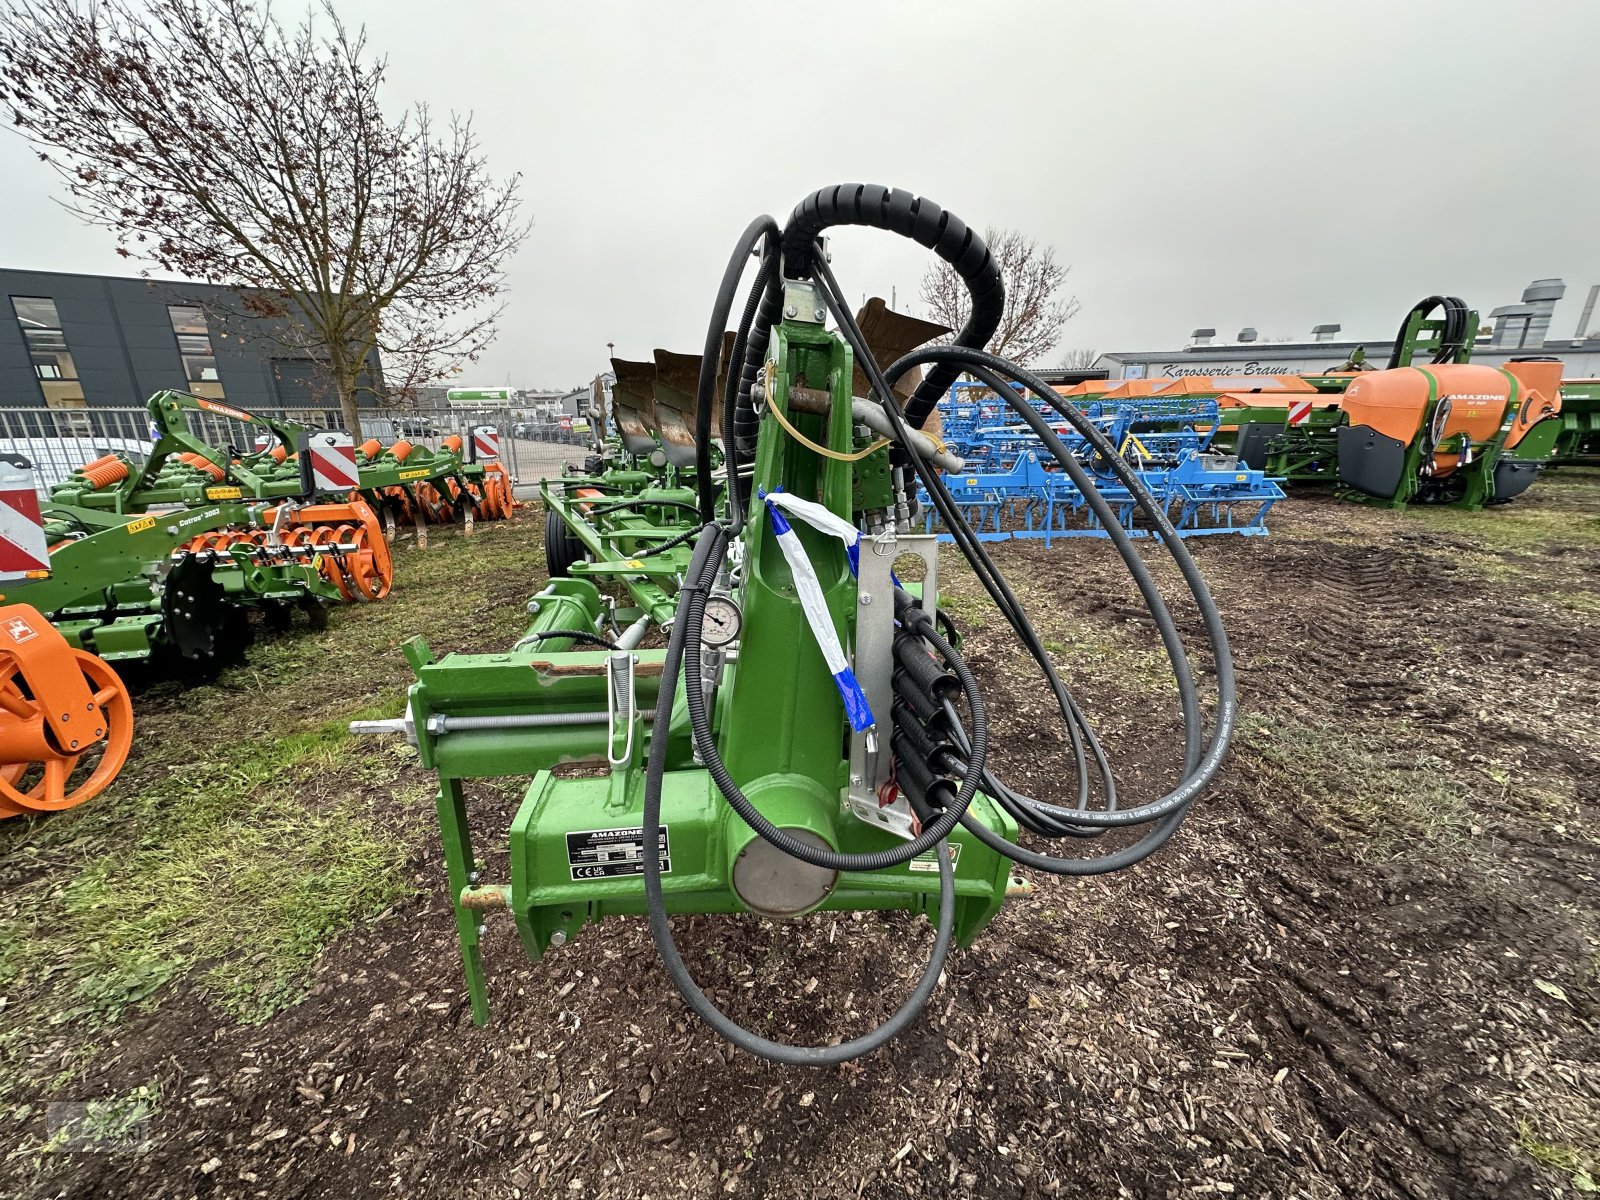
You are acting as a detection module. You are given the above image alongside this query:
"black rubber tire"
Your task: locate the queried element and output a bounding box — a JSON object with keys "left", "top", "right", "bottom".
{"left": 544, "top": 506, "right": 586, "bottom": 578}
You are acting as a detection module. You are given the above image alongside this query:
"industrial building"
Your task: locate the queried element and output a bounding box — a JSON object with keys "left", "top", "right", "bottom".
{"left": 0, "top": 268, "right": 383, "bottom": 424}
{"left": 1097, "top": 278, "right": 1600, "bottom": 381}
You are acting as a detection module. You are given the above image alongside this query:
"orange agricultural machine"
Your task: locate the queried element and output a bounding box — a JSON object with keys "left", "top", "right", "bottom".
{"left": 0, "top": 605, "right": 132, "bottom": 820}
{"left": 1216, "top": 297, "right": 1569, "bottom": 508}
{"left": 1335, "top": 359, "right": 1563, "bottom": 505}
{"left": 354, "top": 432, "right": 514, "bottom": 545}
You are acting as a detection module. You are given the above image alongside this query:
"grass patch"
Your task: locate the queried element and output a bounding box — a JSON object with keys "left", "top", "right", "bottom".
{"left": 1241, "top": 717, "right": 1472, "bottom": 862}
{"left": 1402, "top": 498, "right": 1600, "bottom": 555}
{"left": 0, "top": 517, "right": 543, "bottom": 1102}
{"left": 0, "top": 709, "right": 419, "bottom": 1040}
{"left": 1553, "top": 590, "right": 1600, "bottom": 617}
{"left": 1518, "top": 1120, "right": 1599, "bottom": 1193}
{"left": 1036, "top": 623, "right": 1173, "bottom": 695}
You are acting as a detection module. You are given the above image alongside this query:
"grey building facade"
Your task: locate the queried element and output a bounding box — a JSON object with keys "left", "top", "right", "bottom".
{"left": 0, "top": 268, "right": 383, "bottom": 419}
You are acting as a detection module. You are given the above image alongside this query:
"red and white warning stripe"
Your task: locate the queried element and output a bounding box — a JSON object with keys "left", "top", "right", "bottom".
{"left": 1287, "top": 399, "right": 1314, "bottom": 427}
{"left": 0, "top": 460, "right": 49, "bottom": 580}
{"left": 472, "top": 426, "right": 500, "bottom": 462}
{"left": 301, "top": 431, "right": 360, "bottom": 492}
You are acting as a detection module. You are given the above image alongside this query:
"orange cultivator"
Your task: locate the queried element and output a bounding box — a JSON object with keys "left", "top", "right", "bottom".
{"left": 0, "top": 603, "right": 133, "bottom": 820}
{"left": 179, "top": 498, "right": 394, "bottom": 603}
{"left": 353, "top": 433, "right": 515, "bottom": 546}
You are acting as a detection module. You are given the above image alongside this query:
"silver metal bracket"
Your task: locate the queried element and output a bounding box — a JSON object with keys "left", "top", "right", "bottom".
{"left": 606, "top": 651, "right": 638, "bottom": 771}
{"left": 782, "top": 279, "right": 827, "bottom": 325}
{"left": 843, "top": 523, "right": 941, "bottom": 840}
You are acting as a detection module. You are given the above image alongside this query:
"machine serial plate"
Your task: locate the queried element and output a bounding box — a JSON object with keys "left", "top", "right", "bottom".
{"left": 908, "top": 843, "right": 961, "bottom": 873}
{"left": 566, "top": 825, "right": 671, "bottom": 880}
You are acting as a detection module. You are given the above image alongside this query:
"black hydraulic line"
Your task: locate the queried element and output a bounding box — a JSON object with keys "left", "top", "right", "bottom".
{"left": 680, "top": 531, "right": 989, "bottom": 870}
{"left": 779, "top": 185, "right": 1004, "bottom": 430}
{"left": 732, "top": 266, "right": 785, "bottom": 461}
{"left": 521, "top": 629, "right": 618, "bottom": 650}
{"left": 918, "top": 611, "right": 1192, "bottom": 874}
{"left": 882, "top": 347, "right": 1238, "bottom": 825}
{"left": 720, "top": 246, "right": 778, "bottom": 537}
{"left": 584, "top": 498, "right": 703, "bottom": 520}
{"left": 813, "top": 256, "right": 1109, "bottom": 814}
{"left": 631, "top": 523, "right": 706, "bottom": 558}
{"left": 642, "top": 523, "right": 958, "bottom": 1066}
{"left": 1387, "top": 295, "right": 1471, "bottom": 369}
{"left": 913, "top": 356, "right": 1206, "bottom": 770}
{"left": 814, "top": 258, "right": 1236, "bottom": 845}
{"left": 694, "top": 216, "right": 780, "bottom": 522}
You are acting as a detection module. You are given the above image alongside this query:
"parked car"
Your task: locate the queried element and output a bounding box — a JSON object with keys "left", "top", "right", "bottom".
{"left": 394, "top": 415, "right": 436, "bottom": 438}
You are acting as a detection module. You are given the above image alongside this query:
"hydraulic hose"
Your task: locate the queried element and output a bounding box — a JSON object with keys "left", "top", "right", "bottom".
{"left": 780, "top": 184, "right": 1004, "bottom": 429}
{"left": 876, "top": 345, "right": 1237, "bottom": 828}
{"left": 630, "top": 523, "right": 706, "bottom": 558}
{"left": 693, "top": 216, "right": 780, "bottom": 522}
{"left": 806, "top": 255, "right": 1235, "bottom": 863}
{"left": 645, "top": 182, "right": 1237, "bottom": 1060}
{"left": 1387, "top": 295, "right": 1472, "bottom": 369}
{"left": 642, "top": 523, "right": 959, "bottom": 1066}
{"left": 719, "top": 247, "right": 778, "bottom": 536}
{"left": 814, "top": 254, "right": 1118, "bottom": 813}
{"left": 584, "top": 498, "right": 703, "bottom": 520}
{"left": 516, "top": 629, "right": 618, "bottom": 650}
{"left": 679, "top": 532, "right": 991, "bottom": 870}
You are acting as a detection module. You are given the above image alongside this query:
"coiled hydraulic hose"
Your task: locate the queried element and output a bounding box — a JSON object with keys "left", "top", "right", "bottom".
{"left": 642, "top": 523, "right": 960, "bottom": 1066}
{"left": 646, "top": 184, "right": 1236, "bottom": 1063}
{"left": 780, "top": 184, "right": 1004, "bottom": 429}
{"left": 1388, "top": 295, "right": 1472, "bottom": 369}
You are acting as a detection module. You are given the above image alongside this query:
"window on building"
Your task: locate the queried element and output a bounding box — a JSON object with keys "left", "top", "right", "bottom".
{"left": 167, "top": 304, "right": 226, "bottom": 399}
{"left": 10, "top": 296, "right": 86, "bottom": 410}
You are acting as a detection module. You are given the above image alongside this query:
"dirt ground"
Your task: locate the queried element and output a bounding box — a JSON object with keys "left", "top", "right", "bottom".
{"left": 2, "top": 470, "right": 1598, "bottom": 1199}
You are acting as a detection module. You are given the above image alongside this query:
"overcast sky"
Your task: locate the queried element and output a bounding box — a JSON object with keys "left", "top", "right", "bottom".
{"left": 4, "top": 0, "right": 1599, "bottom": 388}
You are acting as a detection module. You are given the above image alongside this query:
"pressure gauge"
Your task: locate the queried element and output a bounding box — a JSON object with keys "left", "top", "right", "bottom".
{"left": 700, "top": 596, "right": 743, "bottom": 648}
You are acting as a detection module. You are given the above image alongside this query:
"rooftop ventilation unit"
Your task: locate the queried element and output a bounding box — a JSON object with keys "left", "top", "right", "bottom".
{"left": 1489, "top": 278, "right": 1566, "bottom": 350}
{"left": 1190, "top": 327, "right": 1216, "bottom": 347}
{"left": 1237, "top": 327, "right": 1258, "bottom": 343}
{"left": 1311, "top": 323, "right": 1341, "bottom": 342}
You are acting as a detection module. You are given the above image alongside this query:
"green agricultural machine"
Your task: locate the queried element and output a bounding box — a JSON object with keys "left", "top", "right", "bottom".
{"left": 7, "top": 452, "right": 392, "bottom": 664}
{"left": 49, "top": 390, "right": 514, "bottom": 542}
{"left": 1554, "top": 380, "right": 1600, "bottom": 464}
{"left": 357, "top": 185, "right": 1235, "bottom": 1064}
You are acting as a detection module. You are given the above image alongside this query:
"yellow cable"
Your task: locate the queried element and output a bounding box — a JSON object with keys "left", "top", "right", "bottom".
{"left": 766, "top": 393, "right": 891, "bottom": 462}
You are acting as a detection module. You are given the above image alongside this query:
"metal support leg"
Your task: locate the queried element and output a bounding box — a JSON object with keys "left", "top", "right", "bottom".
{"left": 436, "top": 776, "right": 489, "bottom": 1024}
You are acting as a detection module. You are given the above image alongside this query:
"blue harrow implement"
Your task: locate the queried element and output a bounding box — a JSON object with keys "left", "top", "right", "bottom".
{"left": 924, "top": 388, "right": 1285, "bottom": 542}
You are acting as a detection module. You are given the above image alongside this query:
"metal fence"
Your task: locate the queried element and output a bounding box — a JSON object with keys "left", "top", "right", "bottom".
{"left": 0, "top": 404, "right": 592, "bottom": 495}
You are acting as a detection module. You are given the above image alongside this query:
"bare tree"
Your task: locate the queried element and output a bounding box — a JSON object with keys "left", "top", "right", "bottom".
{"left": 0, "top": 0, "right": 527, "bottom": 431}
{"left": 1057, "top": 347, "right": 1100, "bottom": 369}
{"left": 918, "top": 226, "right": 1079, "bottom": 366}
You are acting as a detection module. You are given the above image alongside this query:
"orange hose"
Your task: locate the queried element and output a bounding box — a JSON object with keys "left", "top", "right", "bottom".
{"left": 81, "top": 458, "right": 130, "bottom": 488}
{"left": 389, "top": 439, "right": 414, "bottom": 463}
